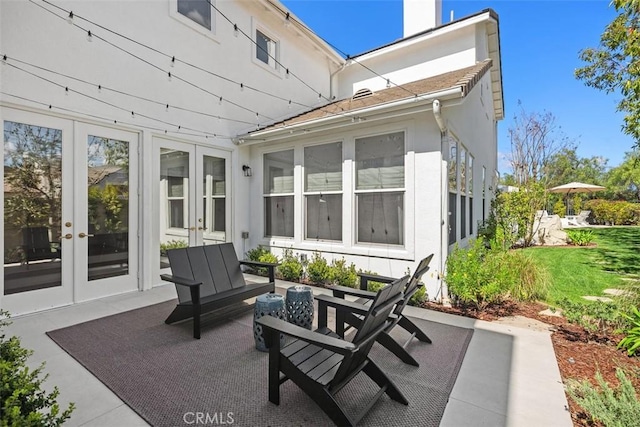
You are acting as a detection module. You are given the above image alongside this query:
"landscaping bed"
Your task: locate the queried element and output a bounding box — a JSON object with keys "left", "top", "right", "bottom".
{"left": 424, "top": 299, "right": 640, "bottom": 426}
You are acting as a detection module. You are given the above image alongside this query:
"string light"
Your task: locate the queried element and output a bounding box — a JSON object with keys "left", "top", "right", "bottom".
{"left": 386, "top": 79, "right": 391, "bottom": 89}
{"left": 218, "top": 96, "right": 223, "bottom": 105}
{"left": 67, "top": 10, "right": 73, "bottom": 24}
{"left": 167, "top": 71, "right": 172, "bottom": 81}
{"left": 240, "top": 83, "right": 244, "bottom": 92}
{"left": 284, "top": 12, "right": 291, "bottom": 28}
{"left": 97, "top": 84, "right": 102, "bottom": 93}
{"left": 285, "top": 68, "right": 290, "bottom": 79}
{"left": 233, "top": 24, "right": 239, "bottom": 37}
{"left": 86, "top": 30, "right": 93, "bottom": 42}
{"left": 165, "top": 103, "right": 169, "bottom": 112}
{"left": 65, "top": 86, "right": 69, "bottom": 95}
{"left": 170, "top": 56, "right": 175, "bottom": 67}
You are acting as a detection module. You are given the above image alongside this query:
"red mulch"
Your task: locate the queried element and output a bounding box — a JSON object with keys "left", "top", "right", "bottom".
{"left": 422, "top": 300, "right": 640, "bottom": 426}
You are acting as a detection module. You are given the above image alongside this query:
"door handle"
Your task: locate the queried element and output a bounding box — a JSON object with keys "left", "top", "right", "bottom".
{"left": 197, "top": 227, "right": 207, "bottom": 231}
{"left": 62, "top": 233, "right": 73, "bottom": 240}
{"left": 78, "top": 232, "right": 95, "bottom": 238}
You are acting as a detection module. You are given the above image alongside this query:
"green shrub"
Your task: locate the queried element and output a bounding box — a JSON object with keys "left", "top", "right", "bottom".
{"left": 618, "top": 306, "right": 640, "bottom": 356}
{"left": 245, "top": 246, "right": 278, "bottom": 276}
{"left": 277, "top": 248, "right": 303, "bottom": 282}
{"left": 159, "top": 239, "right": 188, "bottom": 256}
{"left": 556, "top": 298, "right": 621, "bottom": 334}
{"left": 330, "top": 258, "right": 358, "bottom": 288}
{"left": 307, "top": 251, "right": 331, "bottom": 285}
{"left": 553, "top": 199, "right": 566, "bottom": 217}
{"left": 409, "top": 285, "right": 427, "bottom": 306}
{"left": 584, "top": 199, "right": 640, "bottom": 225}
{"left": 566, "top": 368, "right": 640, "bottom": 427}
{"left": 566, "top": 229, "right": 595, "bottom": 246}
{"left": 246, "top": 245, "right": 270, "bottom": 262}
{"left": 505, "top": 250, "right": 550, "bottom": 301}
{"left": 445, "top": 239, "right": 511, "bottom": 310}
{"left": 0, "top": 310, "right": 75, "bottom": 426}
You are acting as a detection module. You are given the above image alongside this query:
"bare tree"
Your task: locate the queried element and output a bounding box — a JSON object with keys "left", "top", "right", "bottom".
{"left": 507, "top": 102, "right": 576, "bottom": 185}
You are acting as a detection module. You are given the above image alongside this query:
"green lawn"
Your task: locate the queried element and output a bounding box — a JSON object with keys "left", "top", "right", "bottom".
{"left": 524, "top": 227, "right": 640, "bottom": 304}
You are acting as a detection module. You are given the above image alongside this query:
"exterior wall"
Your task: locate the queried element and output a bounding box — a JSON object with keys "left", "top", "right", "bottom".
{"left": 336, "top": 24, "right": 478, "bottom": 97}
{"left": 246, "top": 111, "right": 447, "bottom": 299}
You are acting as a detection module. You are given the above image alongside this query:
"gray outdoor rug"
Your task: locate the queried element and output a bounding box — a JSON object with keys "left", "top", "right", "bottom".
{"left": 47, "top": 300, "right": 473, "bottom": 427}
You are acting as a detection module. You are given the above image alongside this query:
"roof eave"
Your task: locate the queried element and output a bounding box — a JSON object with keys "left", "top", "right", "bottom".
{"left": 234, "top": 86, "right": 463, "bottom": 145}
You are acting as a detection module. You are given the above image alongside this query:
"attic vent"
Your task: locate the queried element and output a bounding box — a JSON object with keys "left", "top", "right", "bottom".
{"left": 352, "top": 88, "right": 373, "bottom": 100}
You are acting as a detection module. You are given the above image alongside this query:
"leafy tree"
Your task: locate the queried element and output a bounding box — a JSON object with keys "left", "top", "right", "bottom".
{"left": 605, "top": 150, "right": 640, "bottom": 201}
{"left": 575, "top": 0, "right": 640, "bottom": 152}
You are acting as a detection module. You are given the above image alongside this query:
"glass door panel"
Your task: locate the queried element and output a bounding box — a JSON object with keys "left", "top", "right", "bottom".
{"left": 86, "top": 135, "right": 131, "bottom": 281}
{"left": 159, "top": 148, "right": 191, "bottom": 269}
{"left": 3, "top": 121, "right": 63, "bottom": 294}
{"left": 201, "top": 154, "right": 226, "bottom": 245}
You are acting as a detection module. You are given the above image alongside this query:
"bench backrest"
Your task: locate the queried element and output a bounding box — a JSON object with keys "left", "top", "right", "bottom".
{"left": 166, "top": 243, "right": 247, "bottom": 303}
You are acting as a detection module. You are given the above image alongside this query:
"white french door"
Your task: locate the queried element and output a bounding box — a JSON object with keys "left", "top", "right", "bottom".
{"left": 155, "top": 137, "right": 231, "bottom": 274}
{"left": 2, "top": 110, "right": 139, "bottom": 314}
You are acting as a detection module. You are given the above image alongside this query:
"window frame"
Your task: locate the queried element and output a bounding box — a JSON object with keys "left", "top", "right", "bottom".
{"left": 170, "top": 0, "right": 217, "bottom": 39}
{"left": 252, "top": 20, "right": 282, "bottom": 76}
{"left": 303, "top": 142, "right": 343, "bottom": 242}
{"left": 354, "top": 131, "right": 406, "bottom": 247}
{"left": 263, "top": 149, "right": 295, "bottom": 239}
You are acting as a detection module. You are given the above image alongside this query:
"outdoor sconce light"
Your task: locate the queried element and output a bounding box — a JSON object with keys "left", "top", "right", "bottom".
{"left": 242, "top": 165, "right": 252, "bottom": 177}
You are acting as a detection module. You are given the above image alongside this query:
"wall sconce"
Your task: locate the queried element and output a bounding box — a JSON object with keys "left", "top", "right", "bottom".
{"left": 242, "top": 165, "right": 252, "bottom": 177}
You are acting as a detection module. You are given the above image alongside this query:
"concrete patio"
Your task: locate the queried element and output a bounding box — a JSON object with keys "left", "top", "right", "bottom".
{"left": 5, "top": 277, "right": 573, "bottom": 426}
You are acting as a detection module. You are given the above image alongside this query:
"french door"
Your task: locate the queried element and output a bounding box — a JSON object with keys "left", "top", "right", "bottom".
{"left": 2, "top": 110, "right": 139, "bottom": 314}
{"left": 155, "top": 138, "right": 231, "bottom": 273}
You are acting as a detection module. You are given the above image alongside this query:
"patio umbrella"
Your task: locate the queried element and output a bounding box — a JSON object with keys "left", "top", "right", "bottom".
{"left": 549, "top": 181, "right": 605, "bottom": 215}
{"left": 548, "top": 181, "right": 606, "bottom": 195}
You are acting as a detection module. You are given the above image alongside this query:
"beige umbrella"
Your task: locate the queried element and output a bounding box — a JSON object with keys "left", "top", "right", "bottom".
{"left": 549, "top": 181, "right": 606, "bottom": 195}
{"left": 549, "top": 182, "right": 605, "bottom": 216}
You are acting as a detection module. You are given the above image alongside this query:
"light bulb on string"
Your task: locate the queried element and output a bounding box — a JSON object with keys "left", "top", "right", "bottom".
{"left": 167, "top": 71, "right": 172, "bottom": 82}
{"left": 285, "top": 69, "right": 290, "bottom": 79}
{"left": 386, "top": 78, "right": 391, "bottom": 89}
{"left": 67, "top": 11, "right": 74, "bottom": 25}
{"left": 165, "top": 104, "right": 169, "bottom": 112}
{"left": 1, "top": 55, "right": 6, "bottom": 65}
{"left": 86, "top": 30, "right": 93, "bottom": 42}
{"left": 97, "top": 84, "right": 102, "bottom": 93}
{"left": 218, "top": 96, "right": 223, "bottom": 106}
{"left": 240, "top": 83, "right": 244, "bottom": 92}
{"left": 284, "top": 12, "right": 291, "bottom": 28}
{"left": 288, "top": 100, "right": 292, "bottom": 109}
{"left": 65, "top": 87, "right": 69, "bottom": 96}
{"left": 170, "top": 56, "right": 176, "bottom": 68}
{"left": 233, "top": 24, "right": 239, "bottom": 38}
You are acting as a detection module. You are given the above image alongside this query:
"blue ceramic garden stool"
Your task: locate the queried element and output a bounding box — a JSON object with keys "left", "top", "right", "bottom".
{"left": 286, "top": 285, "right": 314, "bottom": 330}
{"left": 253, "top": 293, "right": 286, "bottom": 352}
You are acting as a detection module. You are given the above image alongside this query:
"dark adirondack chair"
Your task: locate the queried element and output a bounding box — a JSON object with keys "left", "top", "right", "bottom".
{"left": 161, "top": 243, "right": 278, "bottom": 339}
{"left": 330, "top": 254, "right": 434, "bottom": 366}
{"left": 257, "top": 275, "right": 410, "bottom": 427}
{"left": 22, "top": 227, "right": 61, "bottom": 265}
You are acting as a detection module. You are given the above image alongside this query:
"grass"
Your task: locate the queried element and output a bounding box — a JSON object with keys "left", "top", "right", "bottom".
{"left": 524, "top": 227, "right": 640, "bottom": 304}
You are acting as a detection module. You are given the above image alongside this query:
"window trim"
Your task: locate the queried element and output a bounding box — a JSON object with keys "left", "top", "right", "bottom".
{"left": 353, "top": 130, "right": 406, "bottom": 247}
{"left": 263, "top": 149, "right": 295, "bottom": 239}
{"left": 170, "top": 0, "right": 218, "bottom": 40}
{"left": 251, "top": 19, "right": 282, "bottom": 77}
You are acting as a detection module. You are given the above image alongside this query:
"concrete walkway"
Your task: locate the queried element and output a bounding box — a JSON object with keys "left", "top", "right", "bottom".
{"left": 5, "top": 278, "right": 572, "bottom": 426}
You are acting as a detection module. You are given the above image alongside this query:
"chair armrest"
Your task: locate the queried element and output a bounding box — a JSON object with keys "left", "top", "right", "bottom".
{"left": 329, "top": 285, "right": 377, "bottom": 300}
{"left": 239, "top": 260, "right": 280, "bottom": 283}
{"left": 315, "top": 294, "right": 369, "bottom": 316}
{"left": 257, "top": 316, "right": 356, "bottom": 355}
{"left": 357, "top": 272, "right": 398, "bottom": 290}
{"left": 160, "top": 274, "right": 201, "bottom": 288}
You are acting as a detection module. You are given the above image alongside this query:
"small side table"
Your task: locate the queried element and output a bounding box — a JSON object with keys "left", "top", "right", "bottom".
{"left": 286, "top": 285, "right": 314, "bottom": 330}
{"left": 253, "top": 293, "right": 286, "bottom": 352}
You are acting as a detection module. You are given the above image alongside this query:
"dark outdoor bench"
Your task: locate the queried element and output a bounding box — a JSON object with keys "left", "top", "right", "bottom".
{"left": 160, "top": 243, "right": 277, "bottom": 339}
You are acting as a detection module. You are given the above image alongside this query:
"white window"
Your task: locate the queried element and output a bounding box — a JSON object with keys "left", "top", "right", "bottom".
{"left": 264, "top": 150, "right": 294, "bottom": 238}
{"left": 304, "top": 142, "right": 342, "bottom": 241}
{"left": 448, "top": 136, "right": 458, "bottom": 245}
{"left": 468, "top": 154, "right": 474, "bottom": 235}
{"left": 355, "top": 132, "right": 405, "bottom": 246}
{"left": 256, "top": 29, "right": 278, "bottom": 69}
{"left": 177, "top": 0, "right": 212, "bottom": 31}
{"left": 460, "top": 146, "right": 467, "bottom": 239}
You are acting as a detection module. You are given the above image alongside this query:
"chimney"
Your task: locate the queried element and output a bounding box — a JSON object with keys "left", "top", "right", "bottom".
{"left": 403, "top": 0, "right": 442, "bottom": 38}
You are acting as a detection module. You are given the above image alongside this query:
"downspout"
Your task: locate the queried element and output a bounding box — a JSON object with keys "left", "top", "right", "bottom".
{"left": 433, "top": 99, "right": 450, "bottom": 304}
{"left": 329, "top": 60, "right": 348, "bottom": 101}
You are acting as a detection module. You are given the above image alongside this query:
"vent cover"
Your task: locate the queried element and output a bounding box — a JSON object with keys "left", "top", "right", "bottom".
{"left": 352, "top": 88, "right": 373, "bottom": 100}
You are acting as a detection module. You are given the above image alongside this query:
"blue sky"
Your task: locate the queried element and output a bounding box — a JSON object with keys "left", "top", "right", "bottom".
{"left": 281, "top": 0, "right": 634, "bottom": 172}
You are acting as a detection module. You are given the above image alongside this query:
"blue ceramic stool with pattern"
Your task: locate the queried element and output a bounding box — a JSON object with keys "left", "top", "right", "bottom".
{"left": 285, "top": 285, "right": 314, "bottom": 330}
{"left": 253, "top": 293, "right": 286, "bottom": 352}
